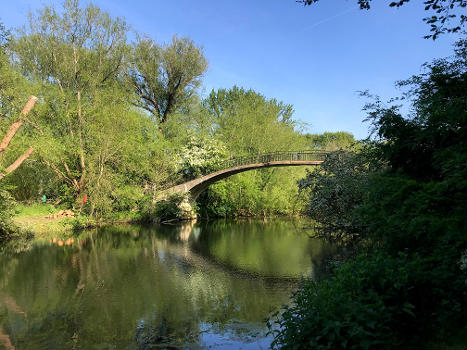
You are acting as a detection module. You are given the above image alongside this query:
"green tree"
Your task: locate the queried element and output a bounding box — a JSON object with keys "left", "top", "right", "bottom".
{"left": 356, "top": 40, "right": 466, "bottom": 254}
{"left": 175, "top": 135, "right": 228, "bottom": 180}
{"left": 271, "top": 42, "right": 466, "bottom": 349}
{"left": 7, "top": 1, "right": 171, "bottom": 216}
{"left": 297, "top": 150, "right": 370, "bottom": 239}
{"left": 196, "top": 87, "right": 309, "bottom": 217}
{"left": 302, "top": 131, "right": 356, "bottom": 151}
{"left": 11, "top": 0, "right": 130, "bottom": 204}
{"left": 203, "top": 86, "right": 298, "bottom": 154}
{"left": 0, "top": 21, "right": 38, "bottom": 237}
{"left": 128, "top": 36, "right": 207, "bottom": 132}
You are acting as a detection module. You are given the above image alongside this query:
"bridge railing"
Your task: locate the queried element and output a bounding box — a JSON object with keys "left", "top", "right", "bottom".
{"left": 216, "top": 150, "right": 328, "bottom": 171}
{"left": 167, "top": 150, "right": 328, "bottom": 187}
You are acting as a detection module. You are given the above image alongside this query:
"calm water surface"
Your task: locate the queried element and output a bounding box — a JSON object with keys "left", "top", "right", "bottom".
{"left": 0, "top": 219, "right": 334, "bottom": 350}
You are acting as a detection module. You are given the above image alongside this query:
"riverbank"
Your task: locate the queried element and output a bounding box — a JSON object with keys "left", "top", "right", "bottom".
{"left": 12, "top": 214, "right": 73, "bottom": 240}
{"left": 10, "top": 203, "right": 73, "bottom": 240}
{"left": 8, "top": 201, "right": 308, "bottom": 243}
{"left": 10, "top": 203, "right": 138, "bottom": 242}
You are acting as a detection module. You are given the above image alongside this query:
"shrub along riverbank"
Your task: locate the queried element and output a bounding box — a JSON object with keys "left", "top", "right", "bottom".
{"left": 268, "top": 43, "right": 467, "bottom": 349}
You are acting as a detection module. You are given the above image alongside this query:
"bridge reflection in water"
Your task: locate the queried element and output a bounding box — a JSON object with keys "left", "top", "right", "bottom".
{"left": 0, "top": 219, "right": 336, "bottom": 349}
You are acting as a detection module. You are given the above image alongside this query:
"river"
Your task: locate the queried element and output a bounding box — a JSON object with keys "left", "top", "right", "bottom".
{"left": 0, "top": 219, "right": 335, "bottom": 349}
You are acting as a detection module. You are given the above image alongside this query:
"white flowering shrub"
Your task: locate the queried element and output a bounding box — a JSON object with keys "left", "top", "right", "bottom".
{"left": 176, "top": 136, "right": 229, "bottom": 180}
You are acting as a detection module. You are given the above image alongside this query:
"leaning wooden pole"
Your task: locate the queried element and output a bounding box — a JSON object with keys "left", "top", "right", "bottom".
{"left": 0, "top": 96, "right": 38, "bottom": 180}
{"left": 0, "top": 147, "right": 35, "bottom": 180}
{"left": 0, "top": 96, "right": 38, "bottom": 154}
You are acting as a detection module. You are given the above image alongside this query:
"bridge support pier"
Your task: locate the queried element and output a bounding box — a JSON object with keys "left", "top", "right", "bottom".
{"left": 154, "top": 190, "right": 197, "bottom": 221}
{"left": 177, "top": 196, "right": 197, "bottom": 220}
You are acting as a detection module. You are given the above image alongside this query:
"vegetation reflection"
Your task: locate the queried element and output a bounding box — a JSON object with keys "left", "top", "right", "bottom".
{"left": 0, "top": 221, "right": 332, "bottom": 349}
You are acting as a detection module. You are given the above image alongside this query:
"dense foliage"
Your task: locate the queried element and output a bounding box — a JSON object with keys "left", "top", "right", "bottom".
{"left": 270, "top": 43, "right": 467, "bottom": 348}
{"left": 175, "top": 136, "right": 228, "bottom": 180}
{"left": 269, "top": 253, "right": 424, "bottom": 350}
{"left": 0, "top": 1, "right": 358, "bottom": 224}
{"left": 0, "top": 183, "right": 16, "bottom": 238}
{"left": 298, "top": 150, "right": 369, "bottom": 238}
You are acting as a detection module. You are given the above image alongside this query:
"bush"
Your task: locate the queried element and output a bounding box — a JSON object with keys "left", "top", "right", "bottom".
{"left": 355, "top": 175, "right": 465, "bottom": 256}
{"left": 268, "top": 253, "right": 459, "bottom": 350}
{"left": 297, "top": 150, "right": 370, "bottom": 240}
{"left": 71, "top": 215, "right": 99, "bottom": 231}
{"left": 175, "top": 136, "right": 228, "bottom": 180}
{"left": 0, "top": 184, "right": 16, "bottom": 239}
{"left": 153, "top": 199, "right": 182, "bottom": 221}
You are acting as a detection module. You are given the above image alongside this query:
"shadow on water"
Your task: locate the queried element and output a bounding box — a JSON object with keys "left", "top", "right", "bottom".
{"left": 0, "top": 219, "right": 335, "bottom": 349}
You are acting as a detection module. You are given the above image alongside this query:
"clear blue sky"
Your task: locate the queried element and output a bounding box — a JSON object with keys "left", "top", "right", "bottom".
{"left": 1, "top": 0, "right": 462, "bottom": 139}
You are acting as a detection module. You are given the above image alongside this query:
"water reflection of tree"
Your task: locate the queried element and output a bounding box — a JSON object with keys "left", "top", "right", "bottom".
{"left": 190, "top": 219, "right": 336, "bottom": 279}
{"left": 0, "top": 224, "right": 297, "bottom": 348}
{"left": 0, "top": 290, "right": 27, "bottom": 349}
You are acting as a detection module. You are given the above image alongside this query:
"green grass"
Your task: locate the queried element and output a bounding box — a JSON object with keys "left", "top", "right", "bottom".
{"left": 14, "top": 203, "right": 58, "bottom": 217}
{"left": 14, "top": 218, "right": 75, "bottom": 241}
{"left": 10, "top": 203, "right": 137, "bottom": 241}
{"left": 11, "top": 203, "right": 74, "bottom": 241}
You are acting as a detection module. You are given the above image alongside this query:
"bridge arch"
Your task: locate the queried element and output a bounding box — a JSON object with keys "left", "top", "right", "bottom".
{"left": 165, "top": 151, "right": 327, "bottom": 200}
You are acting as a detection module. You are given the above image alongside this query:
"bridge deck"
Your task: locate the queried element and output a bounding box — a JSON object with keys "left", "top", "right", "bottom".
{"left": 171, "top": 160, "right": 322, "bottom": 193}
{"left": 164, "top": 151, "right": 326, "bottom": 199}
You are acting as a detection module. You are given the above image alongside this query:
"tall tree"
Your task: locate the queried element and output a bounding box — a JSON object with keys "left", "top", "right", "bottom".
{"left": 11, "top": 0, "right": 129, "bottom": 202}
{"left": 203, "top": 86, "right": 297, "bottom": 155}
{"left": 196, "top": 87, "right": 308, "bottom": 217}
{"left": 128, "top": 36, "right": 207, "bottom": 131}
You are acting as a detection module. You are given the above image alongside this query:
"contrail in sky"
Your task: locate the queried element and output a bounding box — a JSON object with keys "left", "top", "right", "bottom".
{"left": 304, "top": 7, "right": 357, "bottom": 31}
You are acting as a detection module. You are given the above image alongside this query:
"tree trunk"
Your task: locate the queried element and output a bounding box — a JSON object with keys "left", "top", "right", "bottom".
{"left": 77, "top": 91, "right": 86, "bottom": 189}
{"left": 0, "top": 96, "right": 38, "bottom": 154}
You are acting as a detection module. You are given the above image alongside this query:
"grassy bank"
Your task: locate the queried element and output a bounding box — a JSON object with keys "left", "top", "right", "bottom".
{"left": 12, "top": 203, "right": 74, "bottom": 241}
{"left": 10, "top": 203, "right": 143, "bottom": 242}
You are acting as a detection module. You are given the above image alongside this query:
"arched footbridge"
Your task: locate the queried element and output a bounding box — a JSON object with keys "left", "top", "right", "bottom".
{"left": 165, "top": 151, "right": 327, "bottom": 200}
